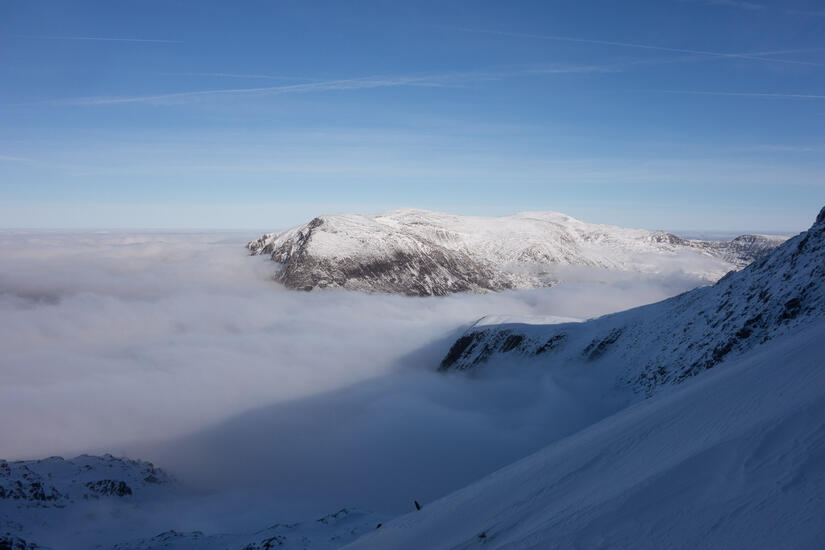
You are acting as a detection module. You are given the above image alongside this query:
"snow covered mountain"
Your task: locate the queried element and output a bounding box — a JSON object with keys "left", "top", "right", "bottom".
{"left": 0, "top": 455, "right": 385, "bottom": 550}
{"left": 1, "top": 455, "right": 174, "bottom": 549}
{"left": 247, "top": 209, "right": 785, "bottom": 296}
{"left": 440, "top": 207, "right": 825, "bottom": 396}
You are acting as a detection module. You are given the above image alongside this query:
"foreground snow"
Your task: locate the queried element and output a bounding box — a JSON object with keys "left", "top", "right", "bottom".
{"left": 248, "top": 209, "right": 785, "bottom": 295}
{"left": 345, "top": 319, "right": 825, "bottom": 550}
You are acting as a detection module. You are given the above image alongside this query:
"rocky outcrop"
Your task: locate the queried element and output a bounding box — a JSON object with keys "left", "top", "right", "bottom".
{"left": 0, "top": 535, "right": 47, "bottom": 550}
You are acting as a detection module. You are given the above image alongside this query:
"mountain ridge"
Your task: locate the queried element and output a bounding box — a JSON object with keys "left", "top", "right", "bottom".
{"left": 248, "top": 209, "right": 786, "bottom": 296}
{"left": 440, "top": 206, "right": 825, "bottom": 396}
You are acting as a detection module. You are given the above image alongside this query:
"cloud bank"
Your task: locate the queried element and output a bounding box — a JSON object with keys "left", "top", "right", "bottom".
{"left": 0, "top": 231, "right": 717, "bottom": 515}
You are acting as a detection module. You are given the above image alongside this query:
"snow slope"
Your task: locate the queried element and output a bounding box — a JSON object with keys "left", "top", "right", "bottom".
{"left": 440, "top": 207, "right": 825, "bottom": 397}
{"left": 248, "top": 209, "right": 785, "bottom": 296}
{"left": 344, "top": 319, "right": 825, "bottom": 550}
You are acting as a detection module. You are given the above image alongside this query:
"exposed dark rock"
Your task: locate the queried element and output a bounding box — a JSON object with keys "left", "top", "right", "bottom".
{"left": 84, "top": 480, "right": 132, "bottom": 497}
{"left": 0, "top": 535, "right": 45, "bottom": 550}
{"left": 583, "top": 329, "right": 623, "bottom": 361}
{"left": 440, "top": 335, "right": 478, "bottom": 370}
{"left": 535, "top": 334, "right": 567, "bottom": 355}
{"left": 500, "top": 334, "right": 525, "bottom": 353}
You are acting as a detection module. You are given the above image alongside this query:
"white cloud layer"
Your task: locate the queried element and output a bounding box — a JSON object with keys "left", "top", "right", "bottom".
{"left": 0, "top": 231, "right": 716, "bottom": 514}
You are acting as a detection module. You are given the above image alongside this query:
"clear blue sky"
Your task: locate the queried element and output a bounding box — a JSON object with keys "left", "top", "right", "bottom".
{"left": 1, "top": 0, "right": 824, "bottom": 232}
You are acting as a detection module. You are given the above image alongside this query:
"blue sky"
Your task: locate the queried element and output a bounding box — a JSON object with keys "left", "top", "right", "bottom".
{"left": 1, "top": 0, "right": 824, "bottom": 232}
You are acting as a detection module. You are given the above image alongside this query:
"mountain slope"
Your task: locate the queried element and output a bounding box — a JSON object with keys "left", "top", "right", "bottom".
{"left": 345, "top": 319, "right": 825, "bottom": 550}
{"left": 248, "top": 209, "right": 785, "bottom": 296}
{"left": 440, "top": 207, "right": 825, "bottom": 396}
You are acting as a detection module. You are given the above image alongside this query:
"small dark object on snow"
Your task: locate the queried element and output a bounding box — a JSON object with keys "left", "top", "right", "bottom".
{"left": 414, "top": 500, "right": 421, "bottom": 511}
{"left": 375, "top": 523, "right": 382, "bottom": 529}
{"left": 478, "top": 532, "right": 487, "bottom": 539}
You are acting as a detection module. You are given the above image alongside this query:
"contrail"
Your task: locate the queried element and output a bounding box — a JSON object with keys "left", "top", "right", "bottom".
{"left": 23, "top": 35, "right": 182, "bottom": 44}
{"left": 648, "top": 90, "right": 825, "bottom": 99}
{"left": 448, "top": 27, "right": 824, "bottom": 67}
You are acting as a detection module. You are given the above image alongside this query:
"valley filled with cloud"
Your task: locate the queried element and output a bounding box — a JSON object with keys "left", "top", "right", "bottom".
{"left": 0, "top": 230, "right": 714, "bottom": 516}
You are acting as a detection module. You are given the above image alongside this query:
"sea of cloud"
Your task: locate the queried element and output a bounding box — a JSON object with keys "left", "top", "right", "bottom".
{"left": 0, "top": 230, "right": 718, "bottom": 518}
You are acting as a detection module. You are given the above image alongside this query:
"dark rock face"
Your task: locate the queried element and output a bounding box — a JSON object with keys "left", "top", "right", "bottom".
{"left": 84, "top": 480, "right": 132, "bottom": 498}
{"left": 0, "top": 464, "right": 63, "bottom": 503}
{"left": 0, "top": 536, "right": 46, "bottom": 550}
{"left": 583, "top": 329, "right": 623, "bottom": 361}
{"left": 439, "top": 207, "right": 825, "bottom": 397}
{"left": 278, "top": 248, "right": 511, "bottom": 297}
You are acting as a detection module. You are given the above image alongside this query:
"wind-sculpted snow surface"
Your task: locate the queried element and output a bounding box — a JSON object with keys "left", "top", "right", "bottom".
{"left": 440, "top": 207, "right": 825, "bottom": 396}
{"left": 248, "top": 209, "right": 785, "bottom": 296}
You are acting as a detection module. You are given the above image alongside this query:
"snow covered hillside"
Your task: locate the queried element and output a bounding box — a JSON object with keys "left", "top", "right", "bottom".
{"left": 345, "top": 319, "right": 825, "bottom": 550}
{"left": 1, "top": 455, "right": 174, "bottom": 549}
{"left": 440, "top": 207, "right": 825, "bottom": 397}
{"left": 0, "top": 454, "right": 385, "bottom": 550}
{"left": 248, "top": 209, "right": 785, "bottom": 296}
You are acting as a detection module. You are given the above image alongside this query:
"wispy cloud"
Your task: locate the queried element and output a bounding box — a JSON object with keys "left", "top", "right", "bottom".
{"left": 166, "top": 73, "right": 322, "bottom": 82}
{"left": 690, "top": 0, "right": 766, "bottom": 11}
{"left": 0, "top": 154, "right": 33, "bottom": 163}
{"left": 448, "top": 27, "right": 824, "bottom": 67}
{"left": 60, "top": 76, "right": 449, "bottom": 105}
{"left": 737, "top": 144, "right": 824, "bottom": 153}
{"left": 785, "top": 9, "right": 825, "bottom": 17}
{"left": 22, "top": 35, "right": 181, "bottom": 44}
{"left": 646, "top": 90, "right": 825, "bottom": 100}
{"left": 51, "top": 65, "right": 615, "bottom": 106}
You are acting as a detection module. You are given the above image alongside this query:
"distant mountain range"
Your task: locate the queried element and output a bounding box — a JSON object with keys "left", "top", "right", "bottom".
{"left": 248, "top": 209, "right": 786, "bottom": 296}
